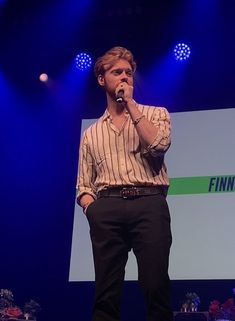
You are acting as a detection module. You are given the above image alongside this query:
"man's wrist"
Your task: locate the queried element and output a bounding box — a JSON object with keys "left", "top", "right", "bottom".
{"left": 133, "top": 114, "right": 145, "bottom": 125}
{"left": 126, "top": 99, "right": 137, "bottom": 110}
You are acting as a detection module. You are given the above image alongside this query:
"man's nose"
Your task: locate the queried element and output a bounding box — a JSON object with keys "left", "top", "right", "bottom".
{"left": 120, "top": 72, "right": 128, "bottom": 82}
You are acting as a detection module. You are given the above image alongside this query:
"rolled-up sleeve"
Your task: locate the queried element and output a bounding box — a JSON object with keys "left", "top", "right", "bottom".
{"left": 143, "top": 107, "right": 171, "bottom": 156}
{"left": 76, "top": 132, "right": 97, "bottom": 204}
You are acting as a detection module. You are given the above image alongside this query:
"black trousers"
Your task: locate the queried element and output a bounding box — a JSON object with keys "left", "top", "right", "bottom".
{"left": 86, "top": 194, "right": 173, "bottom": 321}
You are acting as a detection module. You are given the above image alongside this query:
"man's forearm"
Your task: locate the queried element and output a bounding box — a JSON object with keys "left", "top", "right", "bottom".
{"left": 126, "top": 100, "right": 160, "bottom": 148}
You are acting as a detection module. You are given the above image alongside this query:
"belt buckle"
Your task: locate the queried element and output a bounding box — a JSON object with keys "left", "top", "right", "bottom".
{"left": 120, "top": 187, "right": 138, "bottom": 199}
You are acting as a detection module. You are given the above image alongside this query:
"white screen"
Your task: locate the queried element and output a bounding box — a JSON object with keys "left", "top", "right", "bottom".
{"left": 69, "top": 108, "right": 235, "bottom": 281}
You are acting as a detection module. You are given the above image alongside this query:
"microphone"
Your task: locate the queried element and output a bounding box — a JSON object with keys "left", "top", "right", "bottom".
{"left": 116, "top": 90, "right": 124, "bottom": 103}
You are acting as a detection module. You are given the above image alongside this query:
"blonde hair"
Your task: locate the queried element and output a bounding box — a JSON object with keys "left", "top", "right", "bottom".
{"left": 94, "top": 46, "right": 137, "bottom": 78}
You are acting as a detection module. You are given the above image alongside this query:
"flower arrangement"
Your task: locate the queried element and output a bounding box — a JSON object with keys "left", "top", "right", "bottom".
{"left": 209, "top": 298, "right": 235, "bottom": 320}
{"left": 181, "top": 292, "right": 201, "bottom": 312}
{"left": 0, "top": 289, "right": 41, "bottom": 320}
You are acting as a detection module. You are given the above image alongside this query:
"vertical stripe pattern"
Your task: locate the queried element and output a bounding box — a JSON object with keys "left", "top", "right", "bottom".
{"left": 77, "top": 104, "right": 171, "bottom": 200}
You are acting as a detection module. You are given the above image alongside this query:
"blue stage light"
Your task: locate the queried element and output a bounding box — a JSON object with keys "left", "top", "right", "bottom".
{"left": 174, "top": 43, "right": 191, "bottom": 61}
{"left": 75, "top": 52, "right": 92, "bottom": 71}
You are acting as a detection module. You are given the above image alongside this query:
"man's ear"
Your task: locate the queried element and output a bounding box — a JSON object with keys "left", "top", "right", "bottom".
{"left": 98, "top": 74, "right": 105, "bottom": 86}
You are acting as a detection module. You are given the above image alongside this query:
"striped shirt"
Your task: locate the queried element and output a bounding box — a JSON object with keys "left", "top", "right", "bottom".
{"left": 77, "top": 104, "right": 171, "bottom": 202}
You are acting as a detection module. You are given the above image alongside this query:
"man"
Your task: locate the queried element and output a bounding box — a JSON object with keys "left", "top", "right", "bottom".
{"left": 77, "top": 46, "right": 172, "bottom": 321}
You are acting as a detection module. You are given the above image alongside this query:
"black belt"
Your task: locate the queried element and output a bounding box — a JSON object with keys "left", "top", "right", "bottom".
{"left": 97, "top": 186, "right": 166, "bottom": 199}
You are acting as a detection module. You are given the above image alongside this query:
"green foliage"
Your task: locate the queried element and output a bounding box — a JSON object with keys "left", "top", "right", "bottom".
{"left": 0, "top": 289, "right": 14, "bottom": 308}
{"left": 24, "top": 300, "right": 41, "bottom": 317}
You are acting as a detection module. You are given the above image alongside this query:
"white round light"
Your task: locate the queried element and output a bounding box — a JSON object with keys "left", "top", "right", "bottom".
{"left": 39, "top": 73, "right": 48, "bottom": 82}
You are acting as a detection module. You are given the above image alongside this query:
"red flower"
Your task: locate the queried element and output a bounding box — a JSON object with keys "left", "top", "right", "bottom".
{"left": 209, "top": 298, "right": 235, "bottom": 319}
{"left": 222, "top": 298, "right": 234, "bottom": 310}
{"left": 4, "top": 306, "right": 23, "bottom": 317}
{"left": 209, "top": 300, "right": 221, "bottom": 315}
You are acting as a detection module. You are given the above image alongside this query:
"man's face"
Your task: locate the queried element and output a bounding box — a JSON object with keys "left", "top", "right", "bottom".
{"left": 98, "top": 59, "right": 134, "bottom": 98}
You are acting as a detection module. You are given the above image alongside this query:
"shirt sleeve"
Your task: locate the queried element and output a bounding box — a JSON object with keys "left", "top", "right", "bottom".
{"left": 76, "top": 131, "right": 97, "bottom": 204}
{"left": 142, "top": 107, "right": 171, "bottom": 157}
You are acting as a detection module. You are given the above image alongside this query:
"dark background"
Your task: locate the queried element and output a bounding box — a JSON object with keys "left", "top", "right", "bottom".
{"left": 1, "top": 0, "right": 234, "bottom": 320}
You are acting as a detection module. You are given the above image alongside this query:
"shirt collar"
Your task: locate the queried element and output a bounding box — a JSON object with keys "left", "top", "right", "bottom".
{"left": 101, "top": 108, "right": 130, "bottom": 122}
{"left": 101, "top": 109, "right": 110, "bottom": 121}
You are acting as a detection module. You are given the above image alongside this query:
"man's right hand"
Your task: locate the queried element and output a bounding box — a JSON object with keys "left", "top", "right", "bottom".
{"left": 79, "top": 194, "right": 95, "bottom": 214}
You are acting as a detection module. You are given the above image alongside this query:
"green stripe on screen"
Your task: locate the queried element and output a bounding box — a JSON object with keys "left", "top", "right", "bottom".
{"left": 168, "top": 175, "right": 235, "bottom": 195}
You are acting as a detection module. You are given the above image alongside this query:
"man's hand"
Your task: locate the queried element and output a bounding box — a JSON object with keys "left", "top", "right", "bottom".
{"left": 79, "top": 194, "right": 95, "bottom": 214}
{"left": 115, "top": 82, "right": 133, "bottom": 104}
